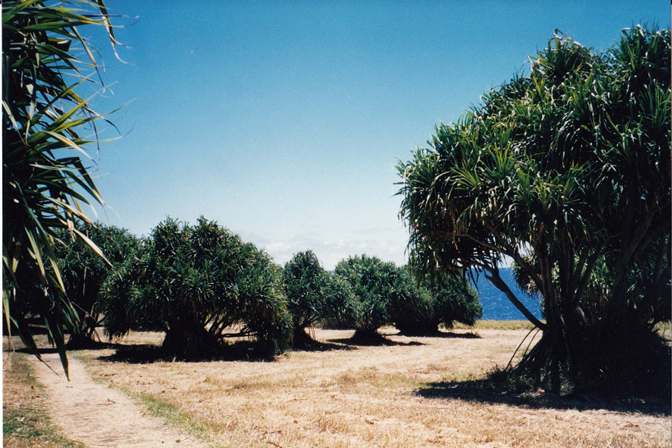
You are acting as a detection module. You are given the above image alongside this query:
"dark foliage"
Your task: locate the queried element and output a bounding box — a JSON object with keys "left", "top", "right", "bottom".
{"left": 398, "top": 26, "right": 671, "bottom": 392}
{"left": 387, "top": 267, "right": 482, "bottom": 336}
{"left": 102, "top": 217, "right": 292, "bottom": 358}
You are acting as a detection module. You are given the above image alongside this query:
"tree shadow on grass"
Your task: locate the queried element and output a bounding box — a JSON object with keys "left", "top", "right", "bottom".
{"left": 65, "top": 338, "right": 136, "bottom": 351}
{"left": 14, "top": 340, "right": 140, "bottom": 356}
{"left": 416, "top": 376, "right": 671, "bottom": 416}
{"left": 93, "top": 337, "right": 360, "bottom": 364}
{"left": 290, "top": 339, "right": 358, "bottom": 352}
{"left": 328, "top": 332, "right": 425, "bottom": 347}
{"left": 94, "top": 340, "right": 287, "bottom": 364}
{"left": 12, "top": 334, "right": 356, "bottom": 364}
{"left": 397, "top": 330, "right": 481, "bottom": 339}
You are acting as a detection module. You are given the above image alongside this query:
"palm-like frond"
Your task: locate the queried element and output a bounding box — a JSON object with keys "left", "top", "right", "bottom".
{"left": 3, "top": 0, "right": 120, "bottom": 377}
{"left": 397, "top": 26, "right": 671, "bottom": 387}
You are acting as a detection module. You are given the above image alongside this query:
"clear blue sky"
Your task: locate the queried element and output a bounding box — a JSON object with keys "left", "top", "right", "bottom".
{"left": 85, "top": 1, "right": 669, "bottom": 269}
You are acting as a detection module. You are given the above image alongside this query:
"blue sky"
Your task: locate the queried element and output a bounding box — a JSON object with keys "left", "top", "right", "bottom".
{"left": 85, "top": 1, "right": 669, "bottom": 269}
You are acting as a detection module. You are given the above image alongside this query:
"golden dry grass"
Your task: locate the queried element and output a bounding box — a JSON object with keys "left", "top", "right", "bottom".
{"left": 454, "top": 320, "right": 537, "bottom": 331}
{"left": 70, "top": 328, "right": 670, "bottom": 448}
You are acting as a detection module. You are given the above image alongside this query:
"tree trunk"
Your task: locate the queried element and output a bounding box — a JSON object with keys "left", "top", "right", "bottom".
{"left": 484, "top": 268, "right": 546, "bottom": 330}
{"left": 162, "top": 313, "right": 218, "bottom": 358}
{"left": 292, "top": 326, "right": 315, "bottom": 347}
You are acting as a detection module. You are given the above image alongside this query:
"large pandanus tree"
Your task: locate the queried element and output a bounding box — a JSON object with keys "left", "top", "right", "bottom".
{"left": 335, "top": 254, "right": 400, "bottom": 339}
{"left": 398, "top": 26, "right": 670, "bottom": 392}
{"left": 3, "top": 0, "right": 122, "bottom": 376}
{"left": 102, "top": 217, "right": 293, "bottom": 358}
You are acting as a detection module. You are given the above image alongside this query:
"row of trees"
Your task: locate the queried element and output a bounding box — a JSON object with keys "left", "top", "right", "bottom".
{"left": 45, "top": 218, "right": 482, "bottom": 358}
{"left": 397, "top": 26, "right": 670, "bottom": 392}
{"left": 287, "top": 251, "right": 482, "bottom": 343}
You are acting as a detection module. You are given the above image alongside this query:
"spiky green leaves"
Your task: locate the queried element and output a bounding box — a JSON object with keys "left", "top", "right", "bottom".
{"left": 3, "top": 0, "right": 122, "bottom": 377}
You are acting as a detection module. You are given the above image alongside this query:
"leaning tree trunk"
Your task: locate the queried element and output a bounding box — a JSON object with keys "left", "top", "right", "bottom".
{"left": 485, "top": 259, "right": 566, "bottom": 393}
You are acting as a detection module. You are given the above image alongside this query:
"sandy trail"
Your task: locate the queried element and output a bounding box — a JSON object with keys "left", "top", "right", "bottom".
{"left": 30, "top": 352, "right": 208, "bottom": 448}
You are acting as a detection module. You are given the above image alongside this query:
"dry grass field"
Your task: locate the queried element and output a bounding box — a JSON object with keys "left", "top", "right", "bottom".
{"left": 49, "top": 325, "right": 670, "bottom": 448}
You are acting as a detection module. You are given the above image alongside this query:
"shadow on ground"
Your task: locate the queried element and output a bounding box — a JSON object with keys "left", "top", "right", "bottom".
{"left": 12, "top": 332, "right": 358, "bottom": 364}
{"left": 328, "top": 333, "right": 425, "bottom": 347}
{"left": 290, "top": 339, "right": 358, "bottom": 352}
{"left": 89, "top": 338, "right": 356, "bottom": 364}
{"left": 14, "top": 340, "right": 133, "bottom": 356}
{"left": 416, "top": 377, "right": 671, "bottom": 416}
{"left": 397, "top": 331, "right": 481, "bottom": 339}
{"left": 94, "top": 343, "right": 269, "bottom": 364}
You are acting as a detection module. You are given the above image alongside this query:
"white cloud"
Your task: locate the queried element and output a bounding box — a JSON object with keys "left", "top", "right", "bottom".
{"left": 241, "top": 230, "right": 408, "bottom": 270}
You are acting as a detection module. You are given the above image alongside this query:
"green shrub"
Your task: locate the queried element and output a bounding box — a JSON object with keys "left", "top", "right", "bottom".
{"left": 238, "top": 257, "right": 293, "bottom": 355}
{"left": 317, "top": 271, "right": 360, "bottom": 329}
{"left": 387, "top": 267, "right": 435, "bottom": 335}
{"left": 284, "top": 251, "right": 360, "bottom": 343}
{"left": 389, "top": 268, "right": 482, "bottom": 335}
{"left": 54, "top": 223, "right": 140, "bottom": 345}
{"left": 283, "top": 251, "right": 326, "bottom": 343}
{"left": 432, "top": 272, "right": 482, "bottom": 328}
{"left": 334, "top": 255, "right": 399, "bottom": 337}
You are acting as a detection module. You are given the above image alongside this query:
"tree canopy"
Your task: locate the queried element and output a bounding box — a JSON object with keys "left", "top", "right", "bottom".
{"left": 102, "top": 217, "right": 292, "bottom": 358}
{"left": 54, "top": 223, "right": 140, "bottom": 346}
{"left": 283, "top": 250, "right": 326, "bottom": 343}
{"left": 397, "top": 26, "right": 670, "bottom": 391}
{"left": 390, "top": 269, "right": 482, "bottom": 335}
{"left": 334, "top": 255, "right": 401, "bottom": 337}
{"left": 283, "top": 250, "right": 358, "bottom": 344}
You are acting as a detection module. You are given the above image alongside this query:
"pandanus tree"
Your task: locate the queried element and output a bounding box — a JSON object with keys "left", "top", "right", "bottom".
{"left": 103, "top": 217, "right": 292, "bottom": 358}
{"left": 397, "top": 26, "right": 670, "bottom": 392}
{"left": 317, "top": 271, "right": 359, "bottom": 329}
{"left": 386, "top": 267, "right": 435, "bottom": 335}
{"left": 284, "top": 251, "right": 360, "bottom": 344}
{"left": 283, "top": 251, "right": 326, "bottom": 344}
{"left": 390, "top": 268, "right": 482, "bottom": 335}
{"left": 54, "top": 223, "right": 140, "bottom": 346}
{"left": 3, "top": 0, "right": 121, "bottom": 375}
{"left": 335, "top": 255, "right": 400, "bottom": 338}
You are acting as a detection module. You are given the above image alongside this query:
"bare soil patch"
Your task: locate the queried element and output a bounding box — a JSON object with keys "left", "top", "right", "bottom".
{"left": 3, "top": 351, "right": 82, "bottom": 448}
{"left": 23, "top": 350, "right": 209, "bottom": 447}
{"left": 71, "top": 328, "right": 670, "bottom": 448}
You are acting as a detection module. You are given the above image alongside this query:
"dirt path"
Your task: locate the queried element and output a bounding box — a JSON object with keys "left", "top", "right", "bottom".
{"left": 30, "top": 353, "right": 209, "bottom": 448}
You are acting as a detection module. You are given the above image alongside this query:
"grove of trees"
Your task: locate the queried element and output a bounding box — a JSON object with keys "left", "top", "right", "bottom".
{"left": 26, "top": 218, "right": 483, "bottom": 359}
{"left": 335, "top": 255, "right": 481, "bottom": 338}
{"left": 5, "top": 0, "right": 664, "bottom": 398}
{"left": 397, "top": 26, "right": 670, "bottom": 392}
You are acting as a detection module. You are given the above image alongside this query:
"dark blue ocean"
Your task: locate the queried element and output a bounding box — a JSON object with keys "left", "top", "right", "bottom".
{"left": 470, "top": 268, "right": 543, "bottom": 321}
